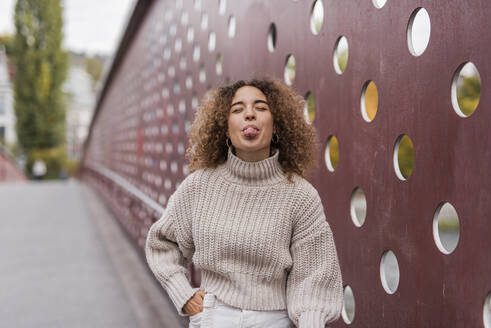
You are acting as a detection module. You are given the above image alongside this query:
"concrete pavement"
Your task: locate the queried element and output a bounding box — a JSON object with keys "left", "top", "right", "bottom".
{"left": 0, "top": 179, "right": 187, "bottom": 328}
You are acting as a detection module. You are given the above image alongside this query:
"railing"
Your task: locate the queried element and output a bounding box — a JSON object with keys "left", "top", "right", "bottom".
{"left": 81, "top": 163, "right": 201, "bottom": 286}
{"left": 0, "top": 143, "right": 26, "bottom": 182}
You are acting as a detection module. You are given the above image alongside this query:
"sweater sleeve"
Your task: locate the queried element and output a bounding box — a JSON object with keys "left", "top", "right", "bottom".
{"left": 145, "top": 176, "right": 200, "bottom": 317}
{"left": 286, "top": 186, "right": 343, "bottom": 328}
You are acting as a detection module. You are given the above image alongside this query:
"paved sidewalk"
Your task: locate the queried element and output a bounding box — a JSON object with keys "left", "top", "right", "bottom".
{"left": 0, "top": 179, "right": 186, "bottom": 328}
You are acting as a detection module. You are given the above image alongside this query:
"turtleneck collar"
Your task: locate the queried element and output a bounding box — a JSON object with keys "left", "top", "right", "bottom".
{"left": 220, "top": 147, "right": 285, "bottom": 186}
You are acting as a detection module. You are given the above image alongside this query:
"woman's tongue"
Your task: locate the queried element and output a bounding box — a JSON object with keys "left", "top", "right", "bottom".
{"left": 242, "top": 127, "right": 259, "bottom": 138}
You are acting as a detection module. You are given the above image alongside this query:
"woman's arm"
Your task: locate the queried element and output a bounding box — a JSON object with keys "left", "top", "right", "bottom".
{"left": 145, "top": 175, "right": 200, "bottom": 316}
{"left": 286, "top": 185, "right": 343, "bottom": 327}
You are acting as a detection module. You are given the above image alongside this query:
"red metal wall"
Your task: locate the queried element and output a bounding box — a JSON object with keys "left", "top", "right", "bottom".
{"left": 81, "top": 1, "right": 491, "bottom": 326}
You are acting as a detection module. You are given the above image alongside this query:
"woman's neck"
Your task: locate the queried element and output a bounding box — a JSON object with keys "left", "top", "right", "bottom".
{"left": 222, "top": 146, "right": 284, "bottom": 186}
{"left": 232, "top": 146, "right": 272, "bottom": 162}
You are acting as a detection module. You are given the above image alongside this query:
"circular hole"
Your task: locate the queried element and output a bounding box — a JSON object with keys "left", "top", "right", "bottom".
{"left": 333, "top": 36, "right": 349, "bottom": 74}
{"left": 172, "top": 122, "right": 179, "bottom": 134}
{"left": 304, "top": 92, "right": 315, "bottom": 124}
{"left": 161, "top": 125, "right": 168, "bottom": 136}
{"left": 201, "top": 13, "right": 208, "bottom": 30}
{"left": 284, "top": 54, "right": 296, "bottom": 86}
{"left": 350, "top": 187, "right": 367, "bottom": 227}
{"left": 193, "top": 44, "right": 200, "bottom": 62}
{"left": 228, "top": 15, "right": 236, "bottom": 38}
{"left": 199, "top": 66, "right": 206, "bottom": 83}
{"left": 187, "top": 27, "right": 195, "bottom": 43}
{"left": 163, "top": 47, "right": 171, "bottom": 60}
{"left": 372, "top": 0, "right": 387, "bottom": 8}
{"left": 451, "top": 61, "right": 481, "bottom": 118}
{"left": 168, "top": 66, "right": 176, "bottom": 77}
{"left": 160, "top": 34, "right": 168, "bottom": 45}
{"left": 433, "top": 202, "right": 460, "bottom": 254}
{"left": 192, "top": 95, "right": 199, "bottom": 109}
{"left": 167, "top": 103, "right": 175, "bottom": 116}
{"left": 185, "top": 120, "right": 191, "bottom": 133}
{"left": 361, "top": 80, "right": 378, "bottom": 122}
{"left": 169, "top": 24, "right": 177, "bottom": 36}
{"left": 268, "top": 23, "right": 277, "bottom": 52}
{"left": 393, "top": 134, "right": 415, "bottom": 181}
{"left": 174, "top": 38, "right": 182, "bottom": 52}
{"left": 208, "top": 32, "right": 216, "bottom": 51}
{"left": 171, "top": 161, "right": 178, "bottom": 173}
{"left": 380, "top": 250, "right": 400, "bottom": 294}
{"left": 342, "top": 285, "right": 355, "bottom": 324}
{"left": 179, "top": 99, "right": 186, "bottom": 114}
{"left": 484, "top": 293, "right": 491, "bottom": 328}
{"left": 310, "top": 0, "right": 324, "bottom": 35}
{"left": 219, "top": 0, "right": 226, "bottom": 15}
{"left": 181, "top": 12, "right": 189, "bottom": 25}
{"left": 407, "top": 7, "right": 431, "bottom": 56}
{"left": 159, "top": 193, "right": 167, "bottom": 205}
{"left": 216, "top": 54, "right": 224, "bottom": 76}
{"left": 325, "top": 135, "right": 339, "bottom": 172}
{"left": 173, "top": 80, "right": 181, "bottom": 94}
{"left": 185, "top": 75, "right": 193, "bottom": 89}
{"left": 162, "top": 87, "right": 170, "bottom": 98}
{"left": 164, "top": 11, "right": 173, "bottom": 22}
{"left": 194, "top": 0, "right": 202, "bottom": 11}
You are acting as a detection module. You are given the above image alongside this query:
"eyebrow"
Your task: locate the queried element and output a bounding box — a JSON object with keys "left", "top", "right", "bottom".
{"left": 230, "top": 99, "right": 269, "bottom": 107}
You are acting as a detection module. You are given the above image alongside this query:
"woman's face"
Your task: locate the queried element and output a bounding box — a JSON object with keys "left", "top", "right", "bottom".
{"left": 226, "top": 86, "right": 274, "bottom": 162}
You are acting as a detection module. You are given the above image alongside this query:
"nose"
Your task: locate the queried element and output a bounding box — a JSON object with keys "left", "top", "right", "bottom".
{"left": 244, "top": 105, "right": 255, "bottom": 120}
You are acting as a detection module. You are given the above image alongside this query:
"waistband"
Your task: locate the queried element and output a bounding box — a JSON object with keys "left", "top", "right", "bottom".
{"left": 203, "top": 292, "right": 224, "bottom": 309}
{"left": 200, "top": 270, "right": 288, "bottom": 310}
{"left": 203, "top": 292, "right": 288, "bottom": 314}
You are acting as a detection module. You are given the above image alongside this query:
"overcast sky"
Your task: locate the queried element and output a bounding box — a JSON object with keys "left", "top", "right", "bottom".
{"left": 0, "top": 0, "right": 136, "bottom": 56}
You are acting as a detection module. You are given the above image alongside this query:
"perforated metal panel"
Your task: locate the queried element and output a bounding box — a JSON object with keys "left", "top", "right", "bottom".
{"left": 81, "top": 1, "right": 491, "bottom": 326}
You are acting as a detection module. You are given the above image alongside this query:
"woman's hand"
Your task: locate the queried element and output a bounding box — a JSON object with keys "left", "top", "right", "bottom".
{"left": 183, "top": 290, "right": 205, "bottom": 316}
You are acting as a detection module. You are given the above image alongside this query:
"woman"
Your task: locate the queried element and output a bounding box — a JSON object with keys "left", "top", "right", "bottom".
{"left": 145, "top": 78, "right": 343, "bottom": 328}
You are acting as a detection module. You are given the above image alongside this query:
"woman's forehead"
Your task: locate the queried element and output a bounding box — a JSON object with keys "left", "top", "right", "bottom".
{"left": 232, "top": 86, "right": 267, "bottom": 101}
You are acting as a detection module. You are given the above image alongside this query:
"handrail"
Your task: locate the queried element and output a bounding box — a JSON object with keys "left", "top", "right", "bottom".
{"left": 86, "top": 162, "right": 165, "bottom": 214}
{"left": 0, "top": 143, "right": 16, "bottom": 162}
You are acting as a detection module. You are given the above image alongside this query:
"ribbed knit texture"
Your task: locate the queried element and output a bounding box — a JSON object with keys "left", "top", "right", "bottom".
{"left": 145, "top": 147, "right": 343, "bottom": 327}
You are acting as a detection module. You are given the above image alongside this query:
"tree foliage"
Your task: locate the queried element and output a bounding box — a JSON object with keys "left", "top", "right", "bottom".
{"left": 12, "top": 0, "right": 68, "bottom": 177}
{"left": 13, "top": 0, "right": 68, "bottom": 151}
{"left": 0, "top": 34, "right": 14, "bottom": 55}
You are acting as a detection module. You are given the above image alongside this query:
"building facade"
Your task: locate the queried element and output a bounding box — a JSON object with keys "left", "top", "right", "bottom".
{"left": 64, "top": 63, "right": 96, "bottom": 160}
{"left": 0, "top": 46, "right": 16, "bottom": 146}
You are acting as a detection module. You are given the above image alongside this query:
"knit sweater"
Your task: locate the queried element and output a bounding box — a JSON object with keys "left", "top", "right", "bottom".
{"left": 145, "top": 147, "right": 343, "bottom": 327}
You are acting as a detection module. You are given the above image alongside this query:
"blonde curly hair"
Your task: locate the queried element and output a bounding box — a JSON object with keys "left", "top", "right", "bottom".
{"left": 185, "top": 78, "right": 320, "bottom": 183}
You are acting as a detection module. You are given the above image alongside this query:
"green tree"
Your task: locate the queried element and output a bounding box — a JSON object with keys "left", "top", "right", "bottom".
{"left": 12, "top": 0, "right": 68, "bottom": 179}
{"left": 0, "top": 34, "right": 14, "bottom": 55}
{"left": 458, "top": 75, "right": 481, "bottom": 117}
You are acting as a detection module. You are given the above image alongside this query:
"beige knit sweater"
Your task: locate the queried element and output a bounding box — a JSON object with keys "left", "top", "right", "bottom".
{"left": 145, "top": 147, "right": 343, "bottom": 327}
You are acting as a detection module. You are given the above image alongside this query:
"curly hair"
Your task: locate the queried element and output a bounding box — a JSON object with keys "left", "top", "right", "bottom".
{"left": 185, "top": 78, "right": 320, "bottom": 183}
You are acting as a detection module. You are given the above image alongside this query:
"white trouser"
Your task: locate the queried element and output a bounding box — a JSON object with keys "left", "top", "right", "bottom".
{"left": 189, "top": 292, "right": 293, "bottom": 328}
